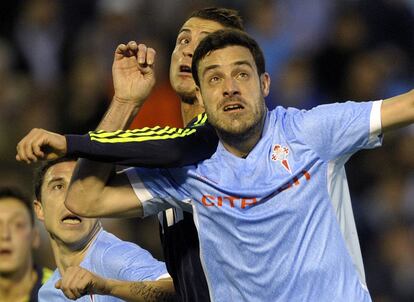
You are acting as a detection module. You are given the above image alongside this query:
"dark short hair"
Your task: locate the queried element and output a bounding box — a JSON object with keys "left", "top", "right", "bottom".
{"left": 0, "top": 187, "right": 34, "bottom": 226}
{"left": 188, "top": 7, "right": 244, "bottom": 31}
{"left": 33, "top": 156, "right": 77, "bottom": 202}
{"left": 192, "top": 29, "right": 266, "bottom": 87}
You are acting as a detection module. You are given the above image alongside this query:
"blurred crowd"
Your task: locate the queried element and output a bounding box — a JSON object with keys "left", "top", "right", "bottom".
{"left": 0, "top": 0, "right": 413, "bottom": 300}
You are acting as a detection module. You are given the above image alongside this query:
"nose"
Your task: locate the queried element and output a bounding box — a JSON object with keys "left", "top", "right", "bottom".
{"left": 182, "top": 42, "right": 195, "bottom": 58}
{"left": 223, "top": 77, "right": 240, "bottom": 98}
{"left": 0, "top": 225, "right": 11, "bottom": 241}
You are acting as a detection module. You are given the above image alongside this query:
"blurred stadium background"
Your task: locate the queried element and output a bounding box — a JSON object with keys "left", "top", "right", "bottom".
{"left": 0, "top": 0, "right": 413, "bottom": 300}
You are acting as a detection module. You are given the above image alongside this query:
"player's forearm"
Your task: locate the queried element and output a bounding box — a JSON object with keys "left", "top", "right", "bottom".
{"left": 381, "top": 89, "right": 414, "bottom": 132}
{"left": 66, "top": 98, "right": 141, "bottom": 215}
{"left": 104, "top": 279, "right": 177, "bottom": 302}
{"left": 97, "top": 96, "right": 142, "bottom": 131}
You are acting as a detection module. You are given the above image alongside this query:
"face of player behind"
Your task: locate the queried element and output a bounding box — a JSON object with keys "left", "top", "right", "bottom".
{"left": 169, "top": 17, "right": 224, "bottom": 99}
{"left": 196, "top": 45, "right": 269, "bottom": 140}
{"left": 0, "top": 198, "right": 38, "bottom": 276}
{"left": 34, "top": 161, "right": 100, "bottom": 251}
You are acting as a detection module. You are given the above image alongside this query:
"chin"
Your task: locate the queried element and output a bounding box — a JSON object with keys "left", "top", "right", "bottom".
{"left": 175, "top": 85, "right": 196, "bottom": 99}
{"left": 218, "top": 122, "right": 250, "bottom": 136}
{"left": 0, "top": 264, "right": 19, "bottom": 275}
{"left": 216, "top": 117, "right": 261, "bottom": 139}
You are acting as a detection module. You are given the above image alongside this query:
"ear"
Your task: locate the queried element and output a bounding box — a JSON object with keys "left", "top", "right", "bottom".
{"left": 195, "top": 86, "right": 205, "bottom": 109}
{"left": 33, "top": 200, "right": 45, "bottom": 221}
{"left": 260, "top": 72, "right": 271, "bottom": 97}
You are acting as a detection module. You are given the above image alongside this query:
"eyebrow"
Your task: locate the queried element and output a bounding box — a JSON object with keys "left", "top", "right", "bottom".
{"left": 202, "top": 60, "right": 254, "bottom": 77}
{"left": 178, "top": 28, "right": 214, "bottom": 36}
{"left": 46, "top": 177, "right": 65, "bottom": 187}
{"left": 9, "top": 212, "right": 28, "bottom": 220}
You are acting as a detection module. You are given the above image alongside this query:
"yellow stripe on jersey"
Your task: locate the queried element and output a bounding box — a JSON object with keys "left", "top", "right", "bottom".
{"left": 89, "top": 127, "right": 187, "bottom": 140}
{"left": 88, "top": 112, "right": 207, "bottom": 143}
{"left": 42, "top": 267, "right": 53, "bottom": 284}
{"left": 192, "top": 113, "right": 208, "bottom": 126}
{"left": 90, "top": 128, "right": 197, "bottom": 143}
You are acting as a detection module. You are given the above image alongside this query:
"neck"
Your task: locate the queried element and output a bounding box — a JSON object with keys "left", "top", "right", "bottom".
{"left": 0, "top": 259, "right": 36, "bottom": 302}
{"left": 218, "top": 112, "right": 266, "bottom": 158}
{"left": 51, "top": 225, "right": 101, "bottom": 275}
{"left": 180, "top": 97, "right": 205, "bottom": 126}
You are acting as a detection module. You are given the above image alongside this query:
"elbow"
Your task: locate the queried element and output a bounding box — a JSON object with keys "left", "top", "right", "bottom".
{"left": 64, "top": 181, "right": 101, "bottom": 218}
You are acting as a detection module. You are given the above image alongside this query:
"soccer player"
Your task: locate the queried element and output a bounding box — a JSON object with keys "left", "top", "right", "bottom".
{"left": 0, "top": 187, "right": 52, "bottom": 302}
{"left": 33, "top": 157, "right": 175, "bottom": 301}
{"left": 58, "top": 29, "right": 414, "bottom": 301}
{"left": 16, "top": 7, "right": 244, "bottom": 302}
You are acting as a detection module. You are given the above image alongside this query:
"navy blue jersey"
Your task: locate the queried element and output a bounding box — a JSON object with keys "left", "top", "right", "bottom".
{"left": 159, "top": 209, "right": 210, "bottom": 302}
{"left": 66, "top": 113, "right": 218, "bottom": 167}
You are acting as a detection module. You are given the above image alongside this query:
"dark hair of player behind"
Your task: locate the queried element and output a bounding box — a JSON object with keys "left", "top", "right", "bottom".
{"left": 0, "top": 186, "right": 35, "bottom": 226}
{"left": 188, "top": 7, "right": 244, "bottom": 31}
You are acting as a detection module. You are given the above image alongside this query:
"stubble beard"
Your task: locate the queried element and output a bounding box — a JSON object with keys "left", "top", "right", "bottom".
{"left": 209, "top": 106, "right": 266, "bottom": 147}
{"left": 172, "top": 72, "right": 198, "bottom": 103}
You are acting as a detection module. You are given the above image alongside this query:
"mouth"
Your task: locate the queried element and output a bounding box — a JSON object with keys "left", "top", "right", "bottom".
{"left": 0, "top": 248, "right": 12, "bottom": 256}
{"left": 223, "top": 103, "right": 245, "bottom": 112}
{"left": 179, "top": 65, "right": 192, "bottom": 74}
{"left": 61, "top": 214, "right": 82, "bottom": 225}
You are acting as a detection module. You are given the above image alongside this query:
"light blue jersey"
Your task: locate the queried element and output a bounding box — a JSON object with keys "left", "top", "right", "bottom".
{"left": 127, "top": 101, "right": 382, "bottom": 302}
{"left": 39, "top": 229, "right": 169, "bottom": 302}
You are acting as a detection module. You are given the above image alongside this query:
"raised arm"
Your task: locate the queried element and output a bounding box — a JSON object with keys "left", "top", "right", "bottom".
{"left": 381, "top": 89, "right": 414, "bottom": 132}
{"left": 65, "top": 41, "right": 156, "bottom": 218}
{"left": 56, "top": 266, "right": 177, "bottom": 302}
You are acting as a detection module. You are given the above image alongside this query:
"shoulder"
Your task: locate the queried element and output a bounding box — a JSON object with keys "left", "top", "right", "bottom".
{"left": 91, "top": 230, "right": 154, "bottom": 267}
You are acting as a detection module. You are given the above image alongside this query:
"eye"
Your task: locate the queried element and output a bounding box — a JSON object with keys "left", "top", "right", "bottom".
{"left": 237, "top": 72, "right": 249, "bottom": 80}
{"left": 15, "top": 221, "right": 27, "bottom": 229}
{"left": 178, "top": 37, "right": 190, "bottom": 45}
{"left": 52, "top": 184, "right": 64, "bottom": 190}
{"left": 209, "top": 76, "right": 221, "bottom": 84}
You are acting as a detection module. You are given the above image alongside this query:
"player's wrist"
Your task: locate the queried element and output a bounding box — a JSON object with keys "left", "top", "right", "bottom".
{"left": 97, "top": 277, "right": 113, "bottom": 295}
{"left": 112, "top": 95, "right": 143, "bottom": 107}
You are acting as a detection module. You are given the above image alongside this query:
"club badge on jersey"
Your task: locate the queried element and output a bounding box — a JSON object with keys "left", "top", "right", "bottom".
{"left": 271, "top": 144, "right": 292, "bottom": 174}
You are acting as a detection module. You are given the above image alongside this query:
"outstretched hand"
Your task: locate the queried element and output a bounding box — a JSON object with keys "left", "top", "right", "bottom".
{"left": 16, "top": 128, "right": 67, "bottom": 163}
{"left": 112, "top": 41, "right": 157, "bottom": 106}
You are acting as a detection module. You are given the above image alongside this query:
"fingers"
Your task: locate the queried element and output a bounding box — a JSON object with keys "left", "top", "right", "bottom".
{"left": 115, "top": 41, "right": 156, "bottom": 68}
{"left": 16, "top": 128, "right": 66, "bottom": 164}
{"left": 16, "top": 128, "right": 45, "bottom": 164}
{"left": 56, "top": 266, "right": 94, "bottom": 300}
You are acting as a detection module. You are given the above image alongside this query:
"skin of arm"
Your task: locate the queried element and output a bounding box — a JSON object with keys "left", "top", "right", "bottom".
{"left": 381, "top": 89, "right": 414, "bottom": 132}
{"left": 55, "top": 266, "right": 176, "bottom": 302}
{"left": 64, "top": 41, "right": 156, "bottom": 218}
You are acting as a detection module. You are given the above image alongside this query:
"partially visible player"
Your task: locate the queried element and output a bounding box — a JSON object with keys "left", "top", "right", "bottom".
{"left": 33, "top": 157, "right": 175, "bottom": 301}
{"left": 0, "top": 187, "right": 52, "bottom": 302}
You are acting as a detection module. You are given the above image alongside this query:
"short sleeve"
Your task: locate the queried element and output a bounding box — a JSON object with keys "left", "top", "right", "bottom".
{"left": 287, "top": 100, "right": 383, "bottom": 161}
{"left": 102, "top": 241, "right": 169, "bottom": 281}
{"left": 125, "top": 167, "right": 193, "bottom": 217}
